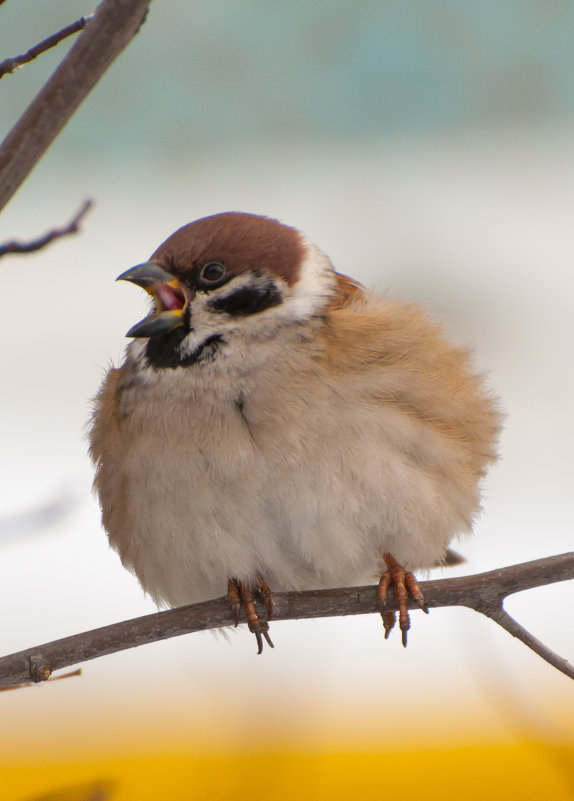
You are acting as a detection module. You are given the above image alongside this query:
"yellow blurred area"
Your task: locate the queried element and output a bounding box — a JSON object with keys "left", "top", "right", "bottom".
{"left": 4, "top": 741, "right": 574, "bottom": 801}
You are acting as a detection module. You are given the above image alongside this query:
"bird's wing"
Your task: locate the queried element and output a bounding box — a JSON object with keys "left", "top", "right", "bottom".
{"left": 330, "top": 272, "right": 366, "bottom": 310}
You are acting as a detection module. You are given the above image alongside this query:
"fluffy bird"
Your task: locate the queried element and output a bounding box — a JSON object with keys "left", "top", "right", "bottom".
{"left": 90, "top": 211, "right": 500, "bottom": 652}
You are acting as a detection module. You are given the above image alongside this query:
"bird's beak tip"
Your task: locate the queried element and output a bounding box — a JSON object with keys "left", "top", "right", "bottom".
{"left": 115, "top": 261, "right": 175, "bottom": 286}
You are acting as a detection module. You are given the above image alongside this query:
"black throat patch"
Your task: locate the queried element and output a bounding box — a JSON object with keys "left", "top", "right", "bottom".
{"left": 145, "top": 331, "right": 224, "bottom": 370}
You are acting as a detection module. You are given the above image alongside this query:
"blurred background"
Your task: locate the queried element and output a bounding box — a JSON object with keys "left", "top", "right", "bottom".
{"left": 1, "top": 1, "right": 573, "bottom": 799}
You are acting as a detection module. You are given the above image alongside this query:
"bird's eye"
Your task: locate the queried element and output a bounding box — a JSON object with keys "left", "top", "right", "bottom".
{"left": 198, "top": 262, "right": 227, "bottom": 287}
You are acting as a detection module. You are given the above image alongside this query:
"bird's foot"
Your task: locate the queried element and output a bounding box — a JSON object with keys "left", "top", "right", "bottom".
{"left": 377, "top": 552, "right": 429, "bottom": 647}
{"left": 227, "top": 576, "right": 274, "bottom": 654}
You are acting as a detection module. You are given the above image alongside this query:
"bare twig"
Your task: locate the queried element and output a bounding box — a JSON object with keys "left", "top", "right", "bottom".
{"left": 0, "top": 0, "right": 152, "bottom": 213}
{"left": 0, "top": 553, "right": 571, "bottom": 689}
{"left": 0, "top": 667, "right": 81, "bottom": 693}
{"left": 0, "top": 199, "right": 92, "bottom": 257}
{"left": 0, "top": 16, "right": 94, "bottom": 79}
{"left": 486, "top": 607, "right": 573, "bottom": 681}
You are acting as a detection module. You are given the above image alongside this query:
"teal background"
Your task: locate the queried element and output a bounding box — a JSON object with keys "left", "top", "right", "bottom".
{"left": 1, "top": 1, "right": 574, "bottom": 167}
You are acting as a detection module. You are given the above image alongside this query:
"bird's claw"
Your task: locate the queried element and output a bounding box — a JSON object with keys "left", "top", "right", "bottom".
{"left": 227, "top": 579, "right": 242, "bottom": 627}
{"left": 380, "top": 610, "right": 396, "bottom": 640}
{"left": 227, "top": 577, "right": 274, "bottom": 653}
{"left": 377, "top": 553, "right": 428, "bottom": 647}
{"left": 251, "top": 621, "right": 274, "bottom": 655}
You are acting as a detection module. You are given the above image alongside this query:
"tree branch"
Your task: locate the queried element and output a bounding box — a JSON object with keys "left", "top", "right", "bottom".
{"left": 0, "top": 198, "right": 92, "bottom": 257}
{"left": 485, "top": 606, "right": 573, "bottom": 681}
{"left": 0, "top": 15, "right": 94, "bottom": 79}
{"left": 0, "top": 0, "right": 151, "bottom": 214}
{"left": 0, "top": 553, "right": 571, "bottom": 689}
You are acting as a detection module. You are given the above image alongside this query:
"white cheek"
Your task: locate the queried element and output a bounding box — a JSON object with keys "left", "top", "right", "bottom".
{"left": 179, "top": 293, "right": 241, "bottom": 358}
{"left": 176, "top": 245, "right": 335, "bottom": 362}
{"left": 282, "top": 239, "right": 337, "bottom": 320}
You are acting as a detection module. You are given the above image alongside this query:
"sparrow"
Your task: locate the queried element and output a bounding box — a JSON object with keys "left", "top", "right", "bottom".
{"left": 89, "top": 211, "right": 501, "bottom": 652}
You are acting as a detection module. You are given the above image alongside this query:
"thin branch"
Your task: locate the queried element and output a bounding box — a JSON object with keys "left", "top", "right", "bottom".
{"left": 0, "top": 16, "right": 94, "bottom": 79}
{"left": 0, "top": 553, "right": 572, "bottom": 689}
{"left": 485, "top": 606, "right": 574, "bottom": 681}
{"left": 0, "top": 199, "right": 92, "bottom": 257}
{"left": 0, "top": 0, "right": 152, "bottom": 214}
{"left": 0, "top": 667, "right": 81, "bottom": 693}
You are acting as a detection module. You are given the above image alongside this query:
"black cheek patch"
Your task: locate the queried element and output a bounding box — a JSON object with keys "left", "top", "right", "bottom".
{"left": 209, "top": 283, "right": 282, "bottom": 316}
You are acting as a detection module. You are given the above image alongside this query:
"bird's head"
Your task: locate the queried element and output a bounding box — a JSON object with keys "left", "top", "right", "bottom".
{"left": 117, "top": 212, "right": 336, "bottom": 369}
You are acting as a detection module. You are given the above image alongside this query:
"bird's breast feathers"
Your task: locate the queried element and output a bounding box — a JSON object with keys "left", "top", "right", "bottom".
{"left": 90, "top": 285, "right": 500, "bottom": 607}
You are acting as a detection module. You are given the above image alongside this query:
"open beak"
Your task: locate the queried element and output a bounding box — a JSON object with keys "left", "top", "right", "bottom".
{"left": 116, "top": 262, "right": 191, "bottom": 338}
